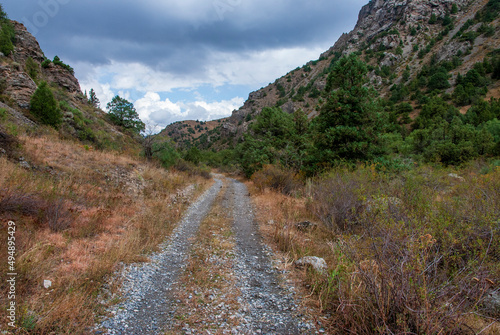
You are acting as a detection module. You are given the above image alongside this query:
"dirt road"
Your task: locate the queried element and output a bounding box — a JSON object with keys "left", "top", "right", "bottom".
{"left": 95, "top": 176, "right": 314, "bottom": 334}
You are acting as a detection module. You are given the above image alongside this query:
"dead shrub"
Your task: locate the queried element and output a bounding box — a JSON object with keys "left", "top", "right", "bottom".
{"left": 327, "top": 224, "right": 494, "bottom": 334}
{"left": 251, "top": 164, "right": 302, "bottom": 195}
{"left": 0, "top": 189, "right": 45, "bottom": 217}
{"left": 0, "top": 128, "right": 19, "bottom": 158}
{"left": 45, "top": 198, "right": 73, "bottom": 232}
{"left": 308, "top": 173, "right": 364, "bottom": 231}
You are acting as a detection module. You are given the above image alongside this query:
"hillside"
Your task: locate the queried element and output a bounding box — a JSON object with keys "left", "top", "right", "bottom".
{"left": 161, "top": 117, "right": 230, "bottom": 148}
{"left": 166, "top": 0, "right": 500, "bottom": 149}
{"left": 0, "top": 21, "right": 138, "bottom": 152}
{"left": 0, "top": 7, "right": 213, "bottom": 334}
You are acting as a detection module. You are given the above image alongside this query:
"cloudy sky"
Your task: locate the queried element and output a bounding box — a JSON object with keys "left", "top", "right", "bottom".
{"left": 4, "top": 0, "right": 366, "bottom": 130}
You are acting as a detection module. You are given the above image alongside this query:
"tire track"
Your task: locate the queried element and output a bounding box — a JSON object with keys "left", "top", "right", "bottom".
{"left": 96, "top": 176, "right": 314, "bottom": 334}
{"left": 229, "top": 178, "right": 314, "bottom": 334}
{"left": 96, "top": 177, "right": 223, "bottom": 334}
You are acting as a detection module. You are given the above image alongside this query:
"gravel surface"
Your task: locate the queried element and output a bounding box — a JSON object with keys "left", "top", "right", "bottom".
{"left": 229, "top": 178, "right": 315, "bottom": 334}
{"left": 95, "top": 178, "right": 223, "bottom": 334}
{"left": 95, "top": 176, "right": 316, "bottom": 334}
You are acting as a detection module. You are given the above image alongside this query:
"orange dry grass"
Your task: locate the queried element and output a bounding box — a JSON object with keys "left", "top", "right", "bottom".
{"left": 21, "top": 135, "right": 137, "bottom": 174}
{"left": 249, "top": 182, "right": 333, "bottom": 260}
{"left": 0, "top": 135, "right": 209, "bottom": 334}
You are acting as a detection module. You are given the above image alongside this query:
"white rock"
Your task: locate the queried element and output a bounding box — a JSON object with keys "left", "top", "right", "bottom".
{"left": 448, "top": 173, "right": 465, "bottom": 181}
{"left": 43, "top": 280, "right": 52, "bottom": 289}
{"left": 295, "top": 256, "right": 327, "bottom": 274}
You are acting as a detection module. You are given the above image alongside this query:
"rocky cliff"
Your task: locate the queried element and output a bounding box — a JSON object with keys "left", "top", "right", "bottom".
{"left": 0, "top": 22, "right": 81, "bottom": 109}
{"left": 168, "top": 0, "right": 500, "bottom": 149}
{"left": 0, "top": 20, "right": 138, "bottom": 152}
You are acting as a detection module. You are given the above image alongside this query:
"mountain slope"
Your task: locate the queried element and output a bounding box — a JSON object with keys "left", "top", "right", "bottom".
{"left": 0, "top": 20, "right": 139, "bottom": 152}
{"left": 166, "top": 0, "right": 500, "bottom": 149}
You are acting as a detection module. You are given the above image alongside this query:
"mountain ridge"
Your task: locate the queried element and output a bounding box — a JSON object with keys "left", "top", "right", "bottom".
{"left": 164, "top": 0, "right": 499, "bottom": 149}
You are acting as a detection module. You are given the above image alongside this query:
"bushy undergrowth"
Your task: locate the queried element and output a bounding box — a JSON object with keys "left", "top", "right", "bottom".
{"left": 174, "top": 159, "right": 211, "bottom": 179}
{"left": 256, "top": 162, "right": 500, "bottom": 334}
{"left": 251, "top": 164, "right": 302, "bottom": 195}
{"left": 315, "top": 165, "right": 499, "bottom": 333}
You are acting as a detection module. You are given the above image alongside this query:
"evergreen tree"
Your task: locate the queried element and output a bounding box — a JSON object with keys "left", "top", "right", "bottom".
{"left": 88, "top": 88, "right": 100, "bottom": 108}
{"left": 29, "top": 81, "right": 62, "bottom": 128}
{"left": 0, "top": 4, "right": 15, "bottom": 56}
{"left": 314, "top": 54, "right": 381, "bottom": 163}
{"left": 106, "top": 95, "right": 145, "bottom": 133}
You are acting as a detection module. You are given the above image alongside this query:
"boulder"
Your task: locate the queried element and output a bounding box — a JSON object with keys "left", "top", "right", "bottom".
{"left": 482, "top": 290, "right": 500, "bottom": 316}
{"left": 365, "top": 196, "right": 403, "bottom": 212}
{"left": 448, "top": 173, "right": 465, "bottom": 181}
{"left": 295, "top": 256, "right": 327, "bottom": 274}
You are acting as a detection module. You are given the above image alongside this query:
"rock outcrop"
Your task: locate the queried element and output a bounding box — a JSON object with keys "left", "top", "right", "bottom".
{"left": 0, "top": 66, "right": 37, "bottom": 109}
{"left": 1, "top": 21, "right": 82, "bottom": 109}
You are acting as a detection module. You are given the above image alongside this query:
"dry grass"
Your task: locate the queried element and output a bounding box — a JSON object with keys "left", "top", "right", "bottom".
{"left": 167, "top": 181, "right": 241, "bottom": 333}
{"left": 0, "top": 134, "right": 210, "bottom": 334}
{"left": 248, "top": 164, "right": 500, "bottom": 334}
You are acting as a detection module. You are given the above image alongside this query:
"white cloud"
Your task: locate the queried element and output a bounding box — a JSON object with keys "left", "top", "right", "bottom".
{"left": 78, "top": 45, "right": 325, "bottom": 96}
{"left": 76, "top": 45, "right": 322, "bottom": 131}
{"left": 207, "top": 46, "right": 326, "bottom": 87}
{"left": 133, "top": 92, "right": 244, "bottom": 131}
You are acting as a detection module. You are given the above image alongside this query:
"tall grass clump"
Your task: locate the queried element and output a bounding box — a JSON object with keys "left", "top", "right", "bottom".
{"left": 307, "top": 166, "right": 500, "bottom": 333}
{"left": 251, "top": 164, "right": 303, "bottom": 195}
{"left": 256, "top": 164, "right": 499, "bottom": 334}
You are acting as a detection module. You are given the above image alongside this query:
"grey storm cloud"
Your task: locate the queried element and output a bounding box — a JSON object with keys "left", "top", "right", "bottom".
{"left": 4, "top": 0, "right": 366, "bottom": 71}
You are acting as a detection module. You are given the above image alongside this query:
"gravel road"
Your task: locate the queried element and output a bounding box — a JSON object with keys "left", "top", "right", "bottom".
{"left": 95, "top": 176, "right": 315, "bottom": 334}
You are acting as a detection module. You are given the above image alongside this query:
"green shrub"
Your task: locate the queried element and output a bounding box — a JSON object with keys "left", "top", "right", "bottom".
{"left": 429, "top": 13, "right": 437, "bottom": 24}
{"left": 0, "top": 77, "right": 6, "bottom": 94}
{"left": 25, "top": 57, "right": 39, "bottom": 83}
{"left": 52, "top": 56, "right": 74, "bottom": 74}
{"left": 41, "top": 59, "right": 51, "bottom": 68}
{"left": 478, "top": 23, "right": 495, "bottom": 37}
{"left": 29, "top": 82, "right": 62, "bottom": 128}
{"left": 427, "top": 71, "right": 450, "bottom": 91}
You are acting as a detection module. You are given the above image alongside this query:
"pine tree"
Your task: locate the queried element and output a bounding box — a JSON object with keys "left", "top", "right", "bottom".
{"left": 314, "top": 54, "right": 381, "bottom": 162}
{"left": 88, "top": 88, "right": 100, "bottom": 107}
{"left": 106, "top": 95, "right": 145, "bottom": 133}
{"left": 29, "top": 82, "right": 62, "bottom": 128}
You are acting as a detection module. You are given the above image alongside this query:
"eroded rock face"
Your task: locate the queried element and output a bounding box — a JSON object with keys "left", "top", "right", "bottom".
{"left": 2, "top": 21, "right": 82, "bottom": 108}
{"left": 11, "top": 21, "right": 45, "bottom": 64}
{"left": 43, "top": 63, "right": 81, "bottom": 93}
{"left": 0, "top": 65, "right": 37, "bottom": 109}
{"left": 219, "top": 0, "right": 477, "bottom": 145}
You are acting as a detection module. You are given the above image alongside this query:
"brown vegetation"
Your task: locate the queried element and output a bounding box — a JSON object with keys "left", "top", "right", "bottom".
{"left": 0, "top": 133, "right": 209, "bottom": 334}
{"left": 249, "top": 163, "right": 500, "bottom": 334}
